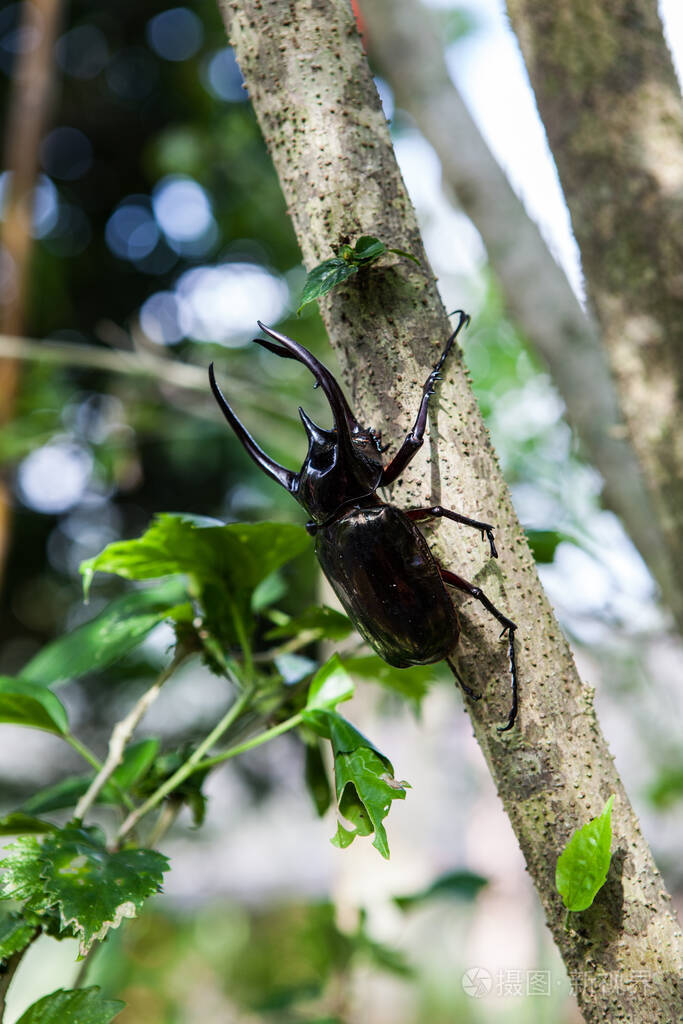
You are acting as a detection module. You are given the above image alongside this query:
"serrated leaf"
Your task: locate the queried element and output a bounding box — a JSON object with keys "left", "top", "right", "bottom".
{"left": 556, "top": 795, "right": 614, "bottom": 912}
{"left": 297, "top": 258, "right": 359, "bottom": 312}
{"left": 0, "top": 678, "right": 69, "bottom": 735}
{"left": 15, "top": 986, "right": 124, "bottom": 1024}
{"left": 80, "top": 516, "right": 310, "bottom": 647}
{"left": 0, "top": 835, "right": 48, "bottom": 910}
{"left": 351, "top": 236, "right": 386, "bottom": 263}
{"left": 305, "top": 655, "right": 354, "bottom": 711}
{"left": 39, "top": 825, "right": 169, "bottom": 956}
{"left": 21, "top": 580, "right": 189, "bottom": 687}
{"left": 302, "top": 709, "right": 407, "bottom": 858}
{"left": 0, "top": 909, "right": 38, "bottom": 958}
{"left": 266, "top": 605, "right": 353, "bottom": 642}
{"left": 0, "top": 813, "right": 57, "bottom": 835}
{"left": 394, "top": 869, "right": 488, "bottom": 910}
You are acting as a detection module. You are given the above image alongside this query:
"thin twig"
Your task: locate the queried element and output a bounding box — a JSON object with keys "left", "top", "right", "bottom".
{"left": 74, "top": 652, "right": 187, "bottom": 822}
{"left": 191, "top": 711, "right": 303, "bottom": 772}
{"left": 117, "top": 685, "right": 254, "bottom": 841}
{"left": 145, "top": 797, "right": 184, "bottom": 849}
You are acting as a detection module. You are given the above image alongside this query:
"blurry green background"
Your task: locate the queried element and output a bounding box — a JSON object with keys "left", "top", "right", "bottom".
{"left": 0, "top": 1, "right": 681, "bottom": 1021}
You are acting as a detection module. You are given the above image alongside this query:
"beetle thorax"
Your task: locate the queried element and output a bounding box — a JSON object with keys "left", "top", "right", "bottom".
{"left": 295, "top": 411, "right": 383, "bottom": 523}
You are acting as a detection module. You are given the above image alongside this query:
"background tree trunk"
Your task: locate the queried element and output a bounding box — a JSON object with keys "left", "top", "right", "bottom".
{"left": 358, "top": 0, "right": 680, "bottom": 634}
{"left": 0, "top": 0, "right": 62, "bottom": 585}
{"left": 505, "top": 0, "right": 683, "bottom": 634}
{"left": 218, "top": 1, "right": 683, "bottom": 1020}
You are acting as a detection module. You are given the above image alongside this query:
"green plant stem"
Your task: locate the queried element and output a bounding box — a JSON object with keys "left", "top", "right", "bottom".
{"left": 74, "top": 652, "right": 187, "bottom": 823}
{"left": 64, "top": 733, "right": 102, "bottom": 772}
{"left": 0, "top": 930, "right": 40, "bottom": 1022}
{"left": 146, "top": 797, "right": 183, "bottom": 849}
{"left": 231, "top": 607, "right": 254, "bottom": 684}
{"left": 194, "top": 711, "right": 304, "bottom": 772}
{"left": 117, "top": 686, "right": 254, "bottom": 841}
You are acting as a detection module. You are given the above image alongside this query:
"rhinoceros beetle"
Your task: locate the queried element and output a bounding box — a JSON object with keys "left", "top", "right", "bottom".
{"left": 209, "top": 313, "right": 518, "bottom": 731}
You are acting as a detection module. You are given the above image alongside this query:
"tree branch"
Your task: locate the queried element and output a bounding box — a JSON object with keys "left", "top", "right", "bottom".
{"left": 358, "top": 0, "right": 677, "bottom": 631}
{"left": 505, "top": 0, "right": 683, "bottom": 633}
{"left": 218, "top": 2, "right": 683, "bottom": 1020}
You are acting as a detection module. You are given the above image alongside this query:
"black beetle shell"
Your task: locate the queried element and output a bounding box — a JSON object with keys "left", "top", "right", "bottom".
{"left": 315, "top": 504, "right": 459, "bottom": 667}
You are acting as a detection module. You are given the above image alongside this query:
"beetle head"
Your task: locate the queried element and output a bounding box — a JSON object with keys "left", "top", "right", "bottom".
{"left": 209, "top": 322, "right": 385, "bottom": 524}
{"left": 296, "top": 403, "right": 383, "bottom": 522}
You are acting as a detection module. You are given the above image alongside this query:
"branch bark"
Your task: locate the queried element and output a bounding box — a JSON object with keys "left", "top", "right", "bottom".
{"left": 357, "top": 0, "right": 679, "bottom": 632}
{"left": 504, "top": 0, "right": 683, "bottom": 632}
{"left": 218, "top": 2, "right": 682, "bottom": 1020}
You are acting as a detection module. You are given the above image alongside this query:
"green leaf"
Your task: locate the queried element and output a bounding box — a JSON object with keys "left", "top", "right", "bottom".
{"left": 351, "top": 235, "right": 386, "bottom": 263}
{"left": 39, "top": 825, "right": 169, "bottom": 956}
{"left": 297, "top": 258, "right": 359, "bottom": 313}
{"left": 0, "top": 909, "right": 38, "bottom": 958}
{"left": 0, "top": 813, "right": 57, "bottom": 835}
{"left": 110, "top": 738, "right": 160, "bottom": 791}
{"left": 0, "top": 835, "right": 48, "bottom": 910}
{"left": 15, "top": 987, "right": 124, "bottom": 1024}
{"left": 386, "top": 247, "right": 420, "bottom": 265}
{"left": 556, "top": 795, "right": 614, "bottom": 912}
{"left": 21, "top": 581, "right": 189, "bottom": 687}
{"left": 304, "top": 741, "right": 332, "bottom": 817}
{"left": 343, "top": 655, "right": 433, "bottom": 702}
{"left": 266, "top": 605, "right": 353, "bottom": 642}
{"left": 132, "top": 747, "right": 209, "bottom": 828}
{"left": 305, "top": 655, "right": 354, "bottom": 711}
{"left": 251, "top": 570, "right": 287, "bottom": 612}
{"left": 525, "top": 529, "right": 563, "bottom": 564}
{"left": 646, "top": 762, "right": 683, "bottom": 808}
{"left": 274, "top": 652, "right": 317, "bottom": 684}
{"left": 394, "top": 869, "right": 488, "bottom": 910}
{"left": 19, "top": 741, "right": 157, "bottom": 816}
{"left": 21, "top": 777, "right": 91, "bottom": 816}
{"left": 0, "top": 677, "right": 69, "bottom": 735}
{"left": 302, "top": 710, "right": 408, "bottom": 858}
{"left": 80, "top": 516, "right": 311, "bottom": 647}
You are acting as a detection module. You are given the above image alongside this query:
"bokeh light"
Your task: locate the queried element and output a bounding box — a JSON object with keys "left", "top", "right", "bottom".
{"left": 146, "top": 7, "right": 204, "bottom": 62}
{"left": 17, "top": 441, "right": 93, "bottom": 514}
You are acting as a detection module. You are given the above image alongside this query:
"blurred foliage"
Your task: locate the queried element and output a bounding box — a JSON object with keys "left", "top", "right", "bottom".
{"left": 88, "top": 901, "right": 410, "bottom": 1023}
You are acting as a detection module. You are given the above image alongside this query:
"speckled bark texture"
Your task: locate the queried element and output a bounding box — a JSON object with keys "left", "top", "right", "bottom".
{"left": 218, "top": 2, "right": 683, "bottom": 1019}
{"left": 358, "top": 0, "right": 681, "bottom": 636}
{"left": 505, "top": 0, "right": 683, "bottom": 634}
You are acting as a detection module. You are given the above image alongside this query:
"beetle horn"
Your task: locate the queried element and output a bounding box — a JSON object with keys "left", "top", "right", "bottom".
{"left": 253, "top": 321, "right": 361, "bottom": 439}
{"left": 298, "top": 406, "right": 335, "bottom": 446}
{"left": 208, "top": 363, "right": 298, "bottom": 492}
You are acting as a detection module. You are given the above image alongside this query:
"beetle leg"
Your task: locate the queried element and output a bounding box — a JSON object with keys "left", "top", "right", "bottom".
{"left": 439, "top": 567, "right": 518, "bottom": 733}
{"left": 406, "top": 505, "right": 498, "bottom": 559}
{"left": 380, "top": 311, "right": 470, "bottom": 486}
{"left": 446, "top": 657, "right": 481, "bottom": 700}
